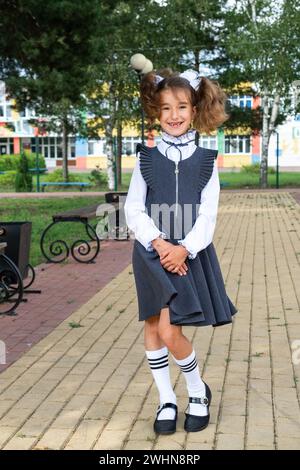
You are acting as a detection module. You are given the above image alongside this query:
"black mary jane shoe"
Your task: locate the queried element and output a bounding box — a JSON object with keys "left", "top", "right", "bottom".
{"left": 184, "top": 383, "right": 212, "bottom": 432}
{"left": 153, "top": 402, "right": 178, "bottom": 435}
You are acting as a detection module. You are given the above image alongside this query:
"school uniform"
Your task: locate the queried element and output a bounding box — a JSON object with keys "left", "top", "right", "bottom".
{"left": 124, "top": 129, "right": 237, "bottom": 327}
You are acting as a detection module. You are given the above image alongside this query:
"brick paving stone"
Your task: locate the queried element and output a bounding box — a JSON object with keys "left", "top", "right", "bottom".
{"left": 0, "top": 192, "right": 299, "bottom": 450}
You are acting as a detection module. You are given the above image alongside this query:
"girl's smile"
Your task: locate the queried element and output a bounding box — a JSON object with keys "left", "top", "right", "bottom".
{"left": 159, "top": 88, "right": 196, "bottom": 137}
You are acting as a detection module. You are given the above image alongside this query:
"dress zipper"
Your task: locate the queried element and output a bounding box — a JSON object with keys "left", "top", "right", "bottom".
{"left": 175, "top": 161, "right": 179, "bottom": 217}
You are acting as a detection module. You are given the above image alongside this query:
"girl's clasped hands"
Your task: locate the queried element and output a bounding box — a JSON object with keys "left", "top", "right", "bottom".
{"left": 152, "top": 238, "right": 189, "bottom": 276}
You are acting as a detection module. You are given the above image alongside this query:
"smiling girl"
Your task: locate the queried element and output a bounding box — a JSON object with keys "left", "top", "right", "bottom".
{"left": 124, "top": 68, "right": 238, "bottom": 435}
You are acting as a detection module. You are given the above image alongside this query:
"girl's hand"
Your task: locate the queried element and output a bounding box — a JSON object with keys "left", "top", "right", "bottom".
{"left": 151, "top": 238, "right": 188, "bottom": 276}
{"left": 160, "top": 245, "right": 189, "bottom": 276}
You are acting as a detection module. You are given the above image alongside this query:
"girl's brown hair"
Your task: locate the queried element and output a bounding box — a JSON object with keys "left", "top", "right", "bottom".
{"left": 140, "top": 68, "right": 229, "bottom": 134}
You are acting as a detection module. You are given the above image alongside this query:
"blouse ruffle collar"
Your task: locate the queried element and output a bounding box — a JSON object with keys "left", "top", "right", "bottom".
{"left": 160, "top": 129, "right": 196, "bottom": 145}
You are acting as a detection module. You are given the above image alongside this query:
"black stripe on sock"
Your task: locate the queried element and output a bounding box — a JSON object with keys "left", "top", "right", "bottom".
{"left": 149, "top": 363, "right": 169, "bottom": 370}
{"left": 148, "top": 353, "right": 168, "bottom": 362}
{"left": 148, "top": 358, "right": 169, "bottom": 367}
{"left": 180, "top": 357, "right": 198, "bottom": 373}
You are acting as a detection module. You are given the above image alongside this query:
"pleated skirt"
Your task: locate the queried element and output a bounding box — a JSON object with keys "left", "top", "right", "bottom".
{"left": 132, "top": 239, "right": 238, "bottom": 327}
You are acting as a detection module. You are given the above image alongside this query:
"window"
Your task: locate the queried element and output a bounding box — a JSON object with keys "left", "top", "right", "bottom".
{"left": 6, "top": 105, "right": 12, "bottom": 118}
{"left": 31, "top": 136, "right": 76, "bottom": 159}
{"left": 199, "top": 135, "right": 217, "bottom": 149}
{"left": 0, "top": 138, "right": 13, "bottom": 154}
{"left": 224, "top": 135, "right": 251, "bottom": 154}
{"left": 88, "top": 142, "right": 94, "bottom": 155}
{"left": 122, "top": 136, "right": 140, "bottom": 156}
{"left": 229, "top": 94, "right": 252, "bottom": 109}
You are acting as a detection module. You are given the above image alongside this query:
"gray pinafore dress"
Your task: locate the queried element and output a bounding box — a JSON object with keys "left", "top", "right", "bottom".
{"left": 131, "top": 143, "right": 238, "bottom": 327}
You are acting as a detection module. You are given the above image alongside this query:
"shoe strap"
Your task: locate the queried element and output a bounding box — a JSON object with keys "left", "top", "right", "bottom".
{"left": 156, "top": 402, "right": 178, "bottom": 416}
{"left": 189, "top": 396, "right": 209, "bottom": 406}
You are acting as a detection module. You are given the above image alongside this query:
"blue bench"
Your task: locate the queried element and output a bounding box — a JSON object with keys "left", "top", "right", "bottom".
{"left": 41, "top": 182, "right": 91, "bottom": 192}
{"left": 220, "top": 181, "right": 230, "bottom": 188}
{"left": 28, "top": 168, "right": 48, "bottom": 174}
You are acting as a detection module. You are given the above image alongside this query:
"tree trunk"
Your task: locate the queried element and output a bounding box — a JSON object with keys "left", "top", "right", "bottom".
{"left": 269, "top": 93, "right": 280, "bottom": 135}
{"left": 193, "top": 49, "right": 200, "bottom": 71}
{"left": 117, "top": 121, "right": 122, "bottom": 187}
{"left": 260, "top": 90, "right": 269, "bottom": 188}
{"left": 62, "top": 119, "right": 69, "bottom": 182}
{"left": 105, "top": 117, "right": 115, "bottom": 191}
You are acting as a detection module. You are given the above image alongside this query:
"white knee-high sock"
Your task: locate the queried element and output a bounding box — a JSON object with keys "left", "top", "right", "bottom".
{"left": 146, "top": 346, "right": 177, "bottom": 420}
{"left": 172, "top": 349, "right": 208, "bottom": 417}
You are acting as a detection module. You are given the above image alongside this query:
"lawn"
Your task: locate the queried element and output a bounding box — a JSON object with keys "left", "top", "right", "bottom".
{"left": 0, "top": 196, "right": 105, "bottom": 267}
{"left": 1, "top": 169, "right": 299, "bottom": 193}
{"left": 218, "top": 171, "right": 300, "bottom": 188}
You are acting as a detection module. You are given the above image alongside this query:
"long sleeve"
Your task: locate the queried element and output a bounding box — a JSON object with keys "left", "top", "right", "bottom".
{"left": 178, "top": 159, "right": 220, "bottom": 259}
{"left": 124, "top": 153, "right": 166, "bottom": 251}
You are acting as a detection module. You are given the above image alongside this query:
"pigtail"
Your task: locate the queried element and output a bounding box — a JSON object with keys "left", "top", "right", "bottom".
{"left": 193, "top": 77, "right": 229, "bottom": 134}
{"left": 140, "top": 72, "right": 158, "bottom": 126}
{"left": 140, "top": 68, "right": 174, "bottom": 125}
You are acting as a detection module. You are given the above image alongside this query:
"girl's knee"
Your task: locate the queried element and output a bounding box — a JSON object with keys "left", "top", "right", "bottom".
{"left": 158, "top": 325, "right": 181, "bottom": 348}
{"left": 144, "top": 316, "right": 160, "bottom": 336}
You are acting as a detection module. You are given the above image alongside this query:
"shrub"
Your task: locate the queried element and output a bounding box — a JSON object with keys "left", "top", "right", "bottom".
{"left": 15, "top": 153, "right": 33, "bottom": 192}
{"left": 45, "top": 169, "right": 81, "bottom": 182}
{"left": 88, "top": 165, "right": 107, "bottom": 188}
{"left": 241, "top": 163, "right": 276, "bottom": 174}
{"left": 0, "top": 171, "right": 17, "bottom": 188}
{"left": 240, "top": 163, "right": 260, "bottom": 174}
{"left": 0, "top": 153, "right": 46, "bottom": 171}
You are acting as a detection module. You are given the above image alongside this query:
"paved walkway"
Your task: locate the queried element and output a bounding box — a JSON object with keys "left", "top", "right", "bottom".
{"left": 0, "top": 240, "right": 133, "bottom": 373}
{"left": 0, "top": 191, "right": 300, "bottom": 450}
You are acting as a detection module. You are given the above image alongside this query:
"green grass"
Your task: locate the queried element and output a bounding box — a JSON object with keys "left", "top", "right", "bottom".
{"left": 0, "top": 196, "right": 105, "bottom": 267}
{"left": 218, "top": 171, "right": 300, "bottom": 188}
{"left": 1, "top": 169, "right": 299, "bottom": 193}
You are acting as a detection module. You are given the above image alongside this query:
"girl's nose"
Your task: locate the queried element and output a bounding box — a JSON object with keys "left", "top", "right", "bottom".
{"left": 171, "top": 108, "right": 179, "bottom": 119}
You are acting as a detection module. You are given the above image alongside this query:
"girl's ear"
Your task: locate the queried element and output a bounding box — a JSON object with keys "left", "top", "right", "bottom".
{"left": 192, "top": 106, "right": 197, "bottom": 118}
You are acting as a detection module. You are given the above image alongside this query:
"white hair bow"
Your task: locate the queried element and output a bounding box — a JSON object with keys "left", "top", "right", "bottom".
{"left": 154, "top": 69, "right": 201, "bottom": 90}
{"left": 179, "top": 69, "right": 201, "bottom": 90}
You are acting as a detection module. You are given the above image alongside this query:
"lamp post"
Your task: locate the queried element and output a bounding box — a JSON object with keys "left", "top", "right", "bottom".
{"left": 130, "top": 54, "right": 153, "bottom": 145}
{"left": 34, "top": 126, "right": 40, "bottom": 193}
{"left": 275, "top": 130, "right": 280, "bottom": 189}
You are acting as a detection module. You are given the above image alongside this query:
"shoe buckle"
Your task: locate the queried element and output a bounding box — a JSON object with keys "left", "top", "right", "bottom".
{"left": 190, "top": 396, "right": 209, "bottom": 406}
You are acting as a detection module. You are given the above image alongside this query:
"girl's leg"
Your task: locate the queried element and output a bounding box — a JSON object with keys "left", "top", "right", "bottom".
{"left": 144, "top": 315, "right": 176, "bottom": 420}
{"left": 158, "top": 308, "right": 208, "bottom": 417}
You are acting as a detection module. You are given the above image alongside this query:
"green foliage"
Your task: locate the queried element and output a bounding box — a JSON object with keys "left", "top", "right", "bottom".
{"left": 0, "top": 154, "right": 46, "bottom": 171}
{"left": 15, "top": 153, "right": 33, "bottom": 192}
{"left": 45, "top": 169, "right": 80, "bottom": 183}
{"left": 0, "top": 171, "right": 17, "bottom": 188}
{"left": 241, "top": 163, "right": 275, "bottom": 174}
{"left": 88, "top": 165, "right": 107, "bottom": 188}
{"left": 240, "top": 163, "right": 261, "bottom": 174}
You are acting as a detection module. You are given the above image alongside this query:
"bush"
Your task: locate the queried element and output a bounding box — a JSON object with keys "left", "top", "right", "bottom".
{"left": 240, "top": 163, "right": 260, "bottom": 174}
{"left": 0, "top": 153, "right": 46, "bottom": 171}
{"left": 15, "top": 153, "right": 33, "bottom": 192}
{"left": 88, "top": 165, "right": 107, "bottom": 188}
{"left": 45, "top": 169, "right": 81, "bottom": 182}
{"left": 241, "top": 163, "right": 276, "bottom": 174}
{"left": 0, "top": 171, "right": 17, "bottom": 188}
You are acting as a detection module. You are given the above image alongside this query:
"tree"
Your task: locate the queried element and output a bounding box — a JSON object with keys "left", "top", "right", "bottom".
{"left": 0, "top": 0, "right": 118, "bottom": 181}
{"left": 221, "top": 0, "right": 300, "bottom": 188}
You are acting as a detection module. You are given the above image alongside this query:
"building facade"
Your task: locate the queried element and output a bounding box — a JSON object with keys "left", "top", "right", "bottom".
{"left": 1, "top": 81, "right": 300, "bottom": 170}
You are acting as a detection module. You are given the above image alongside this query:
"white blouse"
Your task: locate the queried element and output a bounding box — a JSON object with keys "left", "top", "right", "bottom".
{"left": 124, "top": 129, "right": 220, "bottom": 259}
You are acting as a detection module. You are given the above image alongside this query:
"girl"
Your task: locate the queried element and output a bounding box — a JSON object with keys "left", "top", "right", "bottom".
{"left": 124, "top": 68, "right": 237, "bottom": 435}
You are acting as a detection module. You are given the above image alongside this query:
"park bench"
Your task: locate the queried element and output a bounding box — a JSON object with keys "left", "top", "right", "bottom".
{"left": 220, "top": 181, "right": 230, "bottom": 188}
{"left": 41, "top": 182, "right": 91, "bottom": 192}
{"left": 40, "top": 191, "right": 128, "bottom": 264}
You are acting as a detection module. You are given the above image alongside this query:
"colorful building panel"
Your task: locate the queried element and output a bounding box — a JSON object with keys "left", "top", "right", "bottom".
{"left": 2, "top": 79, "right": 299, "bottom": 170}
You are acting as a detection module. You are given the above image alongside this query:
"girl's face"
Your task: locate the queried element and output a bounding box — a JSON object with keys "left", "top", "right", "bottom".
{"left": 159, "top": 88, "right": 196, "bottom": 137}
